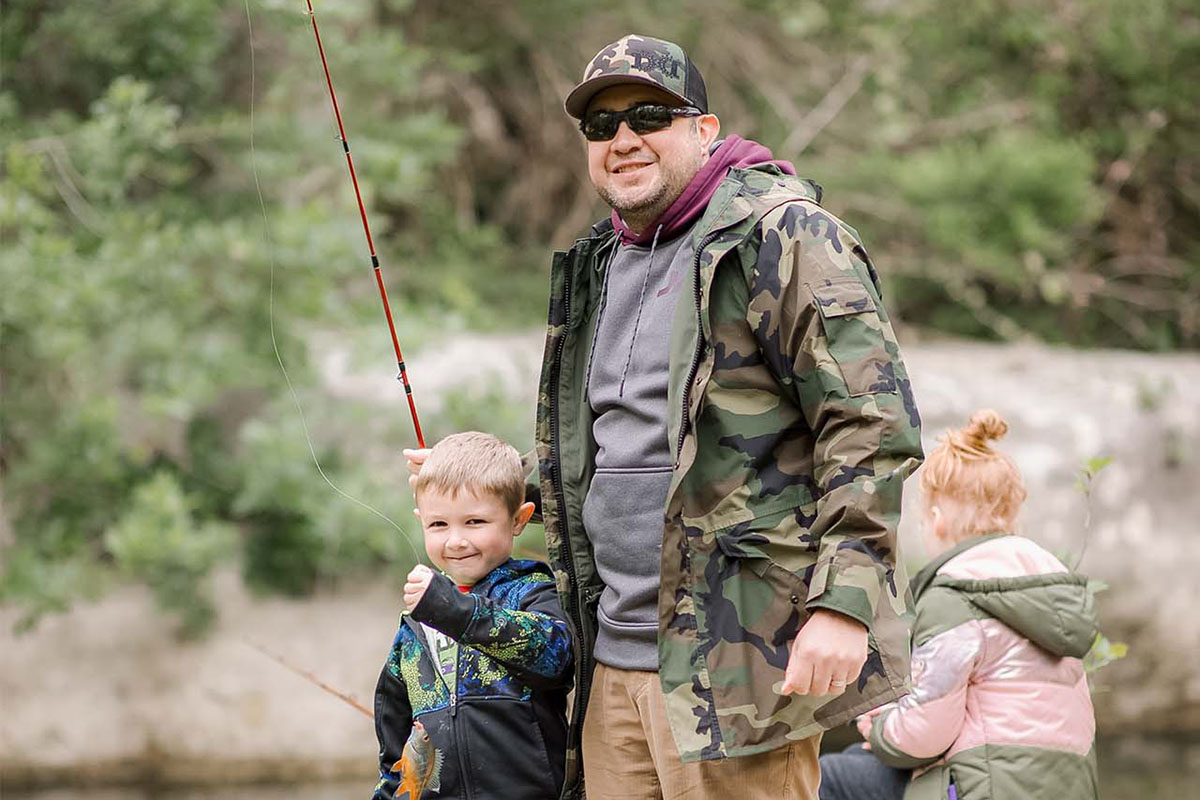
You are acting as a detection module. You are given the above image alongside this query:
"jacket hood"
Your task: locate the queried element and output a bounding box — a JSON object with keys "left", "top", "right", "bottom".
{"left": 946, "top": 572, "right": 1097, "bottom": 658}
{"left": 611, "top": 135, "right": 796, "bottom": 245}
{"left": 914, "top": 535, "right": 1098, "bottom": 658}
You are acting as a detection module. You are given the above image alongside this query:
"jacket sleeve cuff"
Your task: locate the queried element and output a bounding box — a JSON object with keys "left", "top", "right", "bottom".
{"left": 408, "top": 572, "right": 476, "bottom": 638}
{"left": 869, "top": 710, "right": 942, "bottom": 770}
{"left": 806, "top": 582, "right": 875, "bottom": 631}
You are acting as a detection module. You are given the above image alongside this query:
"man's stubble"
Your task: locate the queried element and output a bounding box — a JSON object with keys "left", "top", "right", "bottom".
{"left": 595, "top": 127, "right": 706, "bottom": 234}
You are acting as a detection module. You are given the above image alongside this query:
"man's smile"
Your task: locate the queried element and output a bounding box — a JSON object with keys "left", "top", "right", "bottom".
{"left": 611, "top": 161, "right": 654, "bottom": 175}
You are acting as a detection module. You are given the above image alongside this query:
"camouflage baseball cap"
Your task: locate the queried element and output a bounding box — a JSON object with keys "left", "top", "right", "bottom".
{"left": 564, "top": 34, "right": 708, "bottom": 119}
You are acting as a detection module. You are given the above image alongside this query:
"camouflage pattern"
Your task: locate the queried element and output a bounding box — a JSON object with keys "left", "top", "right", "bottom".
{"left": 564, "top": 34, "right": 708, "bottom": 118}
{"left": 535, "top": 164, "right": 923, "bottom": 796}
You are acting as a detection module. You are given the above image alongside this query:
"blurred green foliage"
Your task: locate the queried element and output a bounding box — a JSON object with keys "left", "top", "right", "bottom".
{"left": 1, "top": 0, "right": 1196, "bottom": 633}
{"left": 105, "top": 472, "right": 234, "bottom": 637}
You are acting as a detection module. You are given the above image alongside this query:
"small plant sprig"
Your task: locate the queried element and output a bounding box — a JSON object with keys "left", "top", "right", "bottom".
{"left": 1071, "top": 456, "right": 1128, "bottom": 678}
{"left": 1083, "top": 581, "right": 1128, "bottom": 676}
{"left": 1072, "top": 455, "right": 1112, "bottom": 570}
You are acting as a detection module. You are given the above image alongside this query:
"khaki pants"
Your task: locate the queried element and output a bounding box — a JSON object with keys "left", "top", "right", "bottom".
{"left": 582, "top": 663, "right": 822, "bottom": 800}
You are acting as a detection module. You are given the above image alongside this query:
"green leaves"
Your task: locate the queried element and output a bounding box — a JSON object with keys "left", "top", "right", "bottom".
{"left": 6, "top": 0, "right": 227, "bottom": 109}
{"left": 892, "top": 132, "right": 1104, "bottom": 286}
{"left": 74, "top": 78, "right": 188, "bottom": 204}
{"left": 1, "top": 2, "right": 450, "bottom": 633}
{"left": 1075, "top": 454, "right": 1114, "bottom": 493}
{"left": 105, "top": 472, "right": 235, "bottom": 637}
{"left": 1084, "top": 633, "right": 1129, "bottom": 676}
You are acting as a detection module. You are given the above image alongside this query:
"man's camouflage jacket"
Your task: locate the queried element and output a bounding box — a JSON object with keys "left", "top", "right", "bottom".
{"left": 532, "top": 163, "right": 924, "bottom": 796}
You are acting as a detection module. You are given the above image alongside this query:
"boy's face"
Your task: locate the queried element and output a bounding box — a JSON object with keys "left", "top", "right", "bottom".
{"left": 415, "top": 487, "right": 534, "bottom": 586}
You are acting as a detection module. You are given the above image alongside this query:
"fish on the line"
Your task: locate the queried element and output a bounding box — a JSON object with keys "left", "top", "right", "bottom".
{"left": 391, "top": 719, "right": 444, "bottom": 800}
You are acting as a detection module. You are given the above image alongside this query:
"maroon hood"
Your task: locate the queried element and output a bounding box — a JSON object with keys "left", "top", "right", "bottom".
{"left": 611, "top": 135, "right": 796, "bottom": 246}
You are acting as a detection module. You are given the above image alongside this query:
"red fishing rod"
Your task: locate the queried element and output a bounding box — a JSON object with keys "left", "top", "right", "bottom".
{"left": 303, "top": 0, "right": 425, "bottom": 448}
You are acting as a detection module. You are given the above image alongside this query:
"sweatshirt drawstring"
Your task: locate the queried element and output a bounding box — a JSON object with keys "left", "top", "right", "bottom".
{"left": 584, "top": 239, "right": 622, "bottom": 400}
{"left": 618, "top": 223, "right": 661, "bottom": 398}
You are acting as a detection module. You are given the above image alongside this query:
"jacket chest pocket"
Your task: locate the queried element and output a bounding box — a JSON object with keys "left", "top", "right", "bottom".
{"left": 810, "top": 277, "right": 898, "bottom": 397}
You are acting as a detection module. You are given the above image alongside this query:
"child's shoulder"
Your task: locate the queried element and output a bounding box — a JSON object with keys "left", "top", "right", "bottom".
{"left": 486, "top": 558, "right": 555, "bottom": 585}
{"left": 911, "top": 582, "right": 977, "bottom": 646}
{"left": 938, "top": 534, "right": 1068, "bottom": 582}
{"left": 482, "top": 559, "right": 557, "bottom": 603}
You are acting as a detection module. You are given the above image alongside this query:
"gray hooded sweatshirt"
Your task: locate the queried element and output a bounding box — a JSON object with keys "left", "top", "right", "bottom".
{"left": 583, "top": 223, "right": 695, "bottom": 670}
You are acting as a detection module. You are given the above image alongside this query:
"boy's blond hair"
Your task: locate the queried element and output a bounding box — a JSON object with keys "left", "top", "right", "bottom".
{"left": 919, "top": 409, "right": 1027, "bottom": 540}
{"left": 414, "top": 431, "right": 526, "bottom": 515}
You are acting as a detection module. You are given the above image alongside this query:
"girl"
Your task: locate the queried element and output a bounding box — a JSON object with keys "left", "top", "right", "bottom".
{"left": 820, "top": 410, "right": 1099, "bottom": 800}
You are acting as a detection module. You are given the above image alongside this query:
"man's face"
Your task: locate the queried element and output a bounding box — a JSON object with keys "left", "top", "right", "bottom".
{"left": 416, "top": 488, "right": 521, "bottom": 586}
{"left": 584, "top": 85, "right": 718, "bottom": 230}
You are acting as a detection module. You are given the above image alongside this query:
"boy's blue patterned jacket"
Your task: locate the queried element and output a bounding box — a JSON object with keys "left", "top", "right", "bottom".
{"left": 372, "top": 558, "right": 573, "bottom": 800}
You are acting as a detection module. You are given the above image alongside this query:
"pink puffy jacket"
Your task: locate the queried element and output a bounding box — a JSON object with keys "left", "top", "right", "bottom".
{"left": 869, "top": 534, "right": 1099, "bottom": 799}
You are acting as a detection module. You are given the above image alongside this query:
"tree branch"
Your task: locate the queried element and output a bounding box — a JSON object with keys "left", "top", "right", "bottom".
{"left": 782, "top": 55, "right": 872, "bottom": 156}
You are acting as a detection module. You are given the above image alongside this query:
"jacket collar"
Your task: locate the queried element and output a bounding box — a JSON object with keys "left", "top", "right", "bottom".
{"left": 579, "top": 163, "right": 808, "bottom": 250}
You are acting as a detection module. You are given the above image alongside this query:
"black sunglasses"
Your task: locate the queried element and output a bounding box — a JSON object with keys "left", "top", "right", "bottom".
{"left": 580, "top": 103, "right": 703, "bottom": 141}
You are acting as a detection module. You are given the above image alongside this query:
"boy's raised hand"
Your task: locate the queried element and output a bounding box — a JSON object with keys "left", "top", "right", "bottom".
{"left": 404, "top": 564, "right": 435, "bottom": 611}
{"left": 402, "top": 448, "right": 431, "bottom": 488}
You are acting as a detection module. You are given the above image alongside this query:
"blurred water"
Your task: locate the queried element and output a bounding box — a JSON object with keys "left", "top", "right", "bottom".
{"left": 6, "top": 736, "right": 1196, "bottom": 799}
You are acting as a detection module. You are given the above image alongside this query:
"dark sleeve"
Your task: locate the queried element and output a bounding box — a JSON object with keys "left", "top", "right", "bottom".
{"left": 410, "top": 572, "right": 573, "bottom": 688}
{"left": 371, "top": 639, "right": 413, "bottom": 800}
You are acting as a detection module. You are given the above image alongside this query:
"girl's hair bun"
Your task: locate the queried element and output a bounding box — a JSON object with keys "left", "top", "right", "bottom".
{"left": 947, "top": 408, "right": 1008, "bottom": 457}
{"left": 963, "top": 409, "right": 1008, "bottom": 447}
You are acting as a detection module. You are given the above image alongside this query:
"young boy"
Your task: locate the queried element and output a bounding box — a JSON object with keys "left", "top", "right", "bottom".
{"left": 372, "top": 432, "right": 573, "bottom": 800}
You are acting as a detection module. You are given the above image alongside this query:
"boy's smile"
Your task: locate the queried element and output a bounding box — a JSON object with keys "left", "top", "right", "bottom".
{"left": 416, "top": 488, "right": 532, "bottom": 586}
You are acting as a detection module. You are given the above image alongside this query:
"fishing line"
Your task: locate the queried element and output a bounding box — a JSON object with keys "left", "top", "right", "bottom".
{"left": 244, "top": 0, "right": 425, "bottom": 565}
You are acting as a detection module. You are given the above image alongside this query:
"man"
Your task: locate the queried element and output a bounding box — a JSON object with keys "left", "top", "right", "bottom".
{"left": 409, "top": 33, "right": 923, "bottom": 800}
{"left": 538, "top": 34, "right": 922, "bottom": 800}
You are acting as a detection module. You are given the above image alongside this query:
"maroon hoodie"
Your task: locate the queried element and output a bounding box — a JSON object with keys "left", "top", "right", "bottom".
{"left": 610, "top": 135, "right": 796, "bottom": 246}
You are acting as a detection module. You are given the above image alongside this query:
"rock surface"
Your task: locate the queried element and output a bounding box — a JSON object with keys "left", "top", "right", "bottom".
{"left": 899, "top": 342, "right": 1200, "bottom": 735}
{"left": 0, "top": 571, "right": 386, "bottom": 787}
{"left": 3, "top": 337, "right": 1198, "bottom": 785}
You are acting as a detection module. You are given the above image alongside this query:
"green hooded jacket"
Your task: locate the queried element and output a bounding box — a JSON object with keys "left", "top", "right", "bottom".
{"left": 870, "top": 534, "right": 1100, "bottom": 800}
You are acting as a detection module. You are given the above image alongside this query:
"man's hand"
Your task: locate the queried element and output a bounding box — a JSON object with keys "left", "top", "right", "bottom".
{"left": 402, "top": 448, "right": 430, "bottom": 488}
{"left": 404, "top": 564, "right": 435, "bottom": 611}
{"left": 781, "top": 609, "right": 869, "bottom": 696}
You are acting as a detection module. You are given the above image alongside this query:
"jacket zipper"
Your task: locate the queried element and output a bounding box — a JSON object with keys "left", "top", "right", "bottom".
{"left": 408, "top": 620, "right": 472, "bottom": 799}
{"left": 451, "top": 644, "right": 474, "bottom": 800}
{"left": 548, "top": 246, "right": 591, "bottom": 798}
{"left": 675, "top": 230, "right": 722, "bottom": 463}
